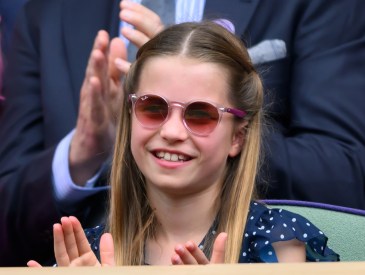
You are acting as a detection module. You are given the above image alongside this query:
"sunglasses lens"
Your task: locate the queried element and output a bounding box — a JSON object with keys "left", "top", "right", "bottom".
{"left": 134, "top": 95, "right": 168, "bottom": 127}
{"left": 184, "top": 102, "right": 220, "bottom": 135}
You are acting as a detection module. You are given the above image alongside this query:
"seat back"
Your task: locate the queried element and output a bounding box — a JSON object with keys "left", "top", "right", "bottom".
{"left": 263, "top": 200, "right": 365, "bottom": 261}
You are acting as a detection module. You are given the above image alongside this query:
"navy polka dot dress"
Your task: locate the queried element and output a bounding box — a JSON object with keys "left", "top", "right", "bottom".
{"left": 84, "top": 201, "right": 339, "bottom": 263}
{"left": 238, "top": 202, "right": 339, "bottom": 262}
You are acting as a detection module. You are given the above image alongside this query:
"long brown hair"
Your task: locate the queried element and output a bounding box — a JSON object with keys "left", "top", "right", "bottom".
{"left": 109, "top": 21, "right": 264, "bottom": 265}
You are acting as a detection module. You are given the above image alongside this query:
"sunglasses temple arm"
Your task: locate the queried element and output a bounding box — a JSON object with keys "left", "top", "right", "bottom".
{"left": 225, "top": 107, "right": 247, "bottom": 118}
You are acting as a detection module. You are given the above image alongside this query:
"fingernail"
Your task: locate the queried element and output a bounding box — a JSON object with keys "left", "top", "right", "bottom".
{"left": 172, "top": 254, "right": 182, "bottom": 265}
{"left": 185, "top": 241, "right": 194, "bottom": 250}
{"left": 176, "top": 245, "right": 184, "bottom": 253}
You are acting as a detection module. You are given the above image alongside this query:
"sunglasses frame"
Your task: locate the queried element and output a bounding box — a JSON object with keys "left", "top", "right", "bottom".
{"left": 129, "top": 93, "right": 247, "bottom": 136}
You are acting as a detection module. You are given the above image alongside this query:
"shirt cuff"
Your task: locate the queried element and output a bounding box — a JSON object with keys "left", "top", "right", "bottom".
{"left": 52, "top": 129, "right": 108, "bottom": 205}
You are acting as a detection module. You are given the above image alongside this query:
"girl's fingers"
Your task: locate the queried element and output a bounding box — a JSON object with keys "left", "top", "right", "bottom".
{"left": 210, "top": 232, "right": 227, "bottom": 263}
{"left": 69, "top": 216, "right": 92, "bottom": 256}
{"left": 60, "top": 217, "right": 79, "bottom": 261}
{"left": 174, "top": 244, "right": 198, "bottom": 264}
{"left": 27, "top": 260, "right": 42, "bottom": 267}
{"left": 69, "top": 252, "right": 100, "bottom": 267}
{"left": 53, "top": 223, "right": 71, "bottom": 266}
{"left": 184, "top": 241, "right": 210, "bottom": 264}
{"left": 171, "top": 253, "right": 184, "bottom": 265}
{"left": 172, "top": 236, "right": 226, "bottom": 265}
{"left": 100, "top": 233, "right": 116, "bottom": 266}
{"left": 54, "top": 217, "right": 101, "bottom": 267}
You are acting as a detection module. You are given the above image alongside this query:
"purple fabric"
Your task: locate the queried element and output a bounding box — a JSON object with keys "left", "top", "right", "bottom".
{"left": 213, "top": 19, "right": 235, "bottom": 34}
{"left": 262, "top": 199, "right": 365, "bottom": 217}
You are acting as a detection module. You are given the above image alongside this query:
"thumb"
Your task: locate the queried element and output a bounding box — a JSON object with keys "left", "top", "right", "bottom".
{"left": 100, "top": 233, "right": 115, "bottom": 266}
{"left": 109, "top": 37, "right": 127, "bottom": 81}
{"left": 210, "top": 232, "right": 227, "bottom": 263}
{"left": 27, "top": 260, "right": 43, "bottom": 267}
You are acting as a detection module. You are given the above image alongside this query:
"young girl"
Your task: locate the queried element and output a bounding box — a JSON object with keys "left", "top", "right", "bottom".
{"left": 29, "top": 21, "right": 339, "bottom": 266}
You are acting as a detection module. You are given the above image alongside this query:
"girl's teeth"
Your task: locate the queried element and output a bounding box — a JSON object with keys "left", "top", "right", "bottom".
{"left": 157, "top": 151, "right": 187, "bottom": 162}
{"left": 163, "top": 152, "right": 171, "bottom": 161}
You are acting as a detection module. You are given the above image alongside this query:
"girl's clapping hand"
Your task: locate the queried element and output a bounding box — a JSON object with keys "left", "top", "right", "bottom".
{"left": 171, "top": 232, "right": 227, "bottom": 265}
{"left": 27, "top": 216, "right": 115, "bottom": 267}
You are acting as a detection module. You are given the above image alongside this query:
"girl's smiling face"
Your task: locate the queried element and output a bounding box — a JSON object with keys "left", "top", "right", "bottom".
{"left": 130, "top": 56, "right": 245, "bottom": 198}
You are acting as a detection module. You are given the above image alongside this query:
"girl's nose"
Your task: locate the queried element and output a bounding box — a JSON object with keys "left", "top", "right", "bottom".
{"left": 159, "top": 108, "right": 189, "bottom": 142}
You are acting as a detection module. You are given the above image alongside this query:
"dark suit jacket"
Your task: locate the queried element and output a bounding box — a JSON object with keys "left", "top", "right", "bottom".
{"left": 1, "top": 0, "right": 364, "bottom": 266}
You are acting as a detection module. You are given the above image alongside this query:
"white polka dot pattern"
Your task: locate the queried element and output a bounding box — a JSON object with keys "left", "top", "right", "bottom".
{"left": 81, "top": 202, "right": 339, "bottom": 265}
